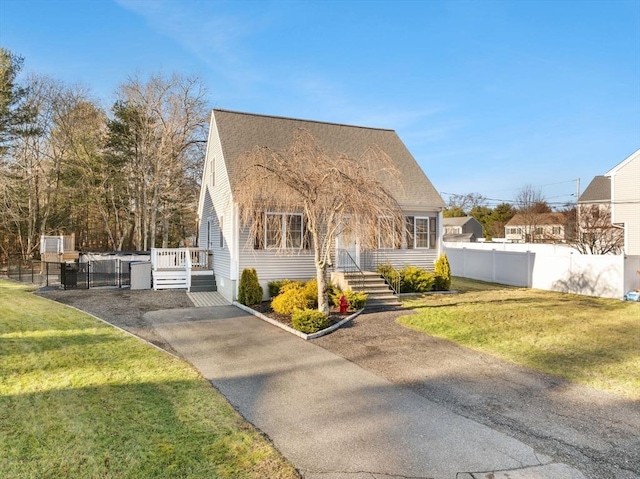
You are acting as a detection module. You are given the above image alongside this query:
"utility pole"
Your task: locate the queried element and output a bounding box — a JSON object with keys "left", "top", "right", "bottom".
{"left": 575, "top": 178, "right": 581, "bottom": 242}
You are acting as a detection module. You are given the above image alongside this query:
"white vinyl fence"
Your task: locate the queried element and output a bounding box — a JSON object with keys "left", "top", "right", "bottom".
{"left": 444, "top": 242, "right": 640, "bottom": 299}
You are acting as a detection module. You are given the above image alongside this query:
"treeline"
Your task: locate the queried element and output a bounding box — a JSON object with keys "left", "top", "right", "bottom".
{"left": 0, "top": 48, "right": 209, "bottom": 261}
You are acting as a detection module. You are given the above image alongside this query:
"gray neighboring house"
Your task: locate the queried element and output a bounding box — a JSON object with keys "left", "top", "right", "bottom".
{"left": 579, "top": 175, "right": 611, "bottom": 206}
{"left": 197, "top": 109, "right": 446, "bottom": 302}
{"left": 442, "top": 216, "right": 483, "bottom": 242}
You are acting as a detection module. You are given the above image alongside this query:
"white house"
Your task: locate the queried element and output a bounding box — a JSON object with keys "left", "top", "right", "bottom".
{"left": 505, "top": 213, "right": 569, "bottom": 244}
{"left": 605, "top": 148, "right": 640, "bottom": 256}
{"left": 197, "top": 109, "right": 446, "bottom": 302}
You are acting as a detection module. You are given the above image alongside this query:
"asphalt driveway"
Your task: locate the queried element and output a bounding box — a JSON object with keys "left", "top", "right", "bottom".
{"left": 145, "top": 305, "right": 587, "bottom": 479}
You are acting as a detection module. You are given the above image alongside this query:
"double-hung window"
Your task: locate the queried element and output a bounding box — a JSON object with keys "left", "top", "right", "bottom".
{"left": 415, "top": 218, "right": 429, "bottom": 248}
{"left": 265, "top": 213, "right": 303, "bottom": 249}
{"left": 378, "top": 217, "right": 396, "bottom": 249}
{"left": 403, "top": 216, "right": 437, "bottom": 249}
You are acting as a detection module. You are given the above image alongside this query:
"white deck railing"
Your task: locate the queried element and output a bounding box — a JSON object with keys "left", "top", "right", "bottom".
{"left": 151, "top": 248, "right": 190, "bottom": 270}
{"left": 150, "top": 248, "right": 211, "bottom": 291}
{"left": 189, "top": 248, "right": 210, "bottom": 269}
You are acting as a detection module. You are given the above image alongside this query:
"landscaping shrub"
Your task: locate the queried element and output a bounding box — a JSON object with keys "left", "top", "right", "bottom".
{"left": 400, "top": 266, "right": 434, "bottom": 293}
{"left": 344, "top": 290, "right": 368, "bottom": 310}
{"left": 303, "top": 278, "right": 319, "bottom": 308}
{"left": 377, "top": 262, "right": 400, "bottom": 284}
{"left": 271, "top": 282, "right": 312, "bottom": 314}
{"left": 433, "top": 254, "right": 451, "bottom": 291}
{"left": 328, "top": 282, "right": 342, "bottom": 307}
{"left": 237, "top": 268, "right": 263, "bottom": 306}
{"left": 268, "top": 279, "right": 296, "bottom": 298}
{"left": 292, "top": 309, "right": 331, "bottom": 333}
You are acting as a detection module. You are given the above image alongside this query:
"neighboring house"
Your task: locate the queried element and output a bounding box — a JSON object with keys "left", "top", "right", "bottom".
{"left": 505, "top": 213, "right": 568, "bottom": 243}
{"left": 576, "top": 175, "right": 623, "bottom": 254}
{"left": 442, "top": 216, "right": 483, "bottom": 242}
{"left": 196, "top": 109, "right": 445, "bottom": 302}
{"left": 605, "top": 149, "right": 640, "bottom": 256}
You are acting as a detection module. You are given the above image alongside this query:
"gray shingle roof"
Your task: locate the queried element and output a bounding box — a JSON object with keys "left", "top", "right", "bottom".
{"left": 213, "top": 109, "right": 445, "bottom": 209}
{"left": 578, "top": 176, "right": 611, "bottom": 203}
{"left": 442, "top": 217, "right": 475, "bottom": 227}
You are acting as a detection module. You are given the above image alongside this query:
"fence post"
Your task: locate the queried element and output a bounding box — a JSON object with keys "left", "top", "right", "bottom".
{"left": 462, "top": 247, "right": 466, "bottom": 277}
{"left": 492, "top": 249, "right": 496, "bottom": 282}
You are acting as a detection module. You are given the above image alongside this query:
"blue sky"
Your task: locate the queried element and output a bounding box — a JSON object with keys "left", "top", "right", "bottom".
{"left": 1, "top": 0, "right": 639, "bottom": 208}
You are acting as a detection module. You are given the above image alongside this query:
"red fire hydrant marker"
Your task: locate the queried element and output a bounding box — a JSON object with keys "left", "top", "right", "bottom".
{"left": 339, "top": 294, "right": 349, "bottom": 314}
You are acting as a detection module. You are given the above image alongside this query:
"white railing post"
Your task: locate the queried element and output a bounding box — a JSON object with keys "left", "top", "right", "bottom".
{"left": 184, "top": 248, "right": 192, "bottom": 291}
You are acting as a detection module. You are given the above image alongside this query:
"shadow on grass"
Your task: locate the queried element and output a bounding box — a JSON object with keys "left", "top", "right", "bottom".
{"left": 404, "top": 288, "right": 630, "bottom": 313}
{"left": 0, "top": 379, "right": 280, "bottom": 479}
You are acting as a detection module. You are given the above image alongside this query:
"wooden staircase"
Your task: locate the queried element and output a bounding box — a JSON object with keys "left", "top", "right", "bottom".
{"left": 343, "top": 271, "right": 401, "bottom": 309}
{"left": 190, "top": 271, "right": 217, "bottom": 292}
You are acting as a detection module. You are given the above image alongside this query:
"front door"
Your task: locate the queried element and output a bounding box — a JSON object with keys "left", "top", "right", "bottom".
{"left": 336, "top": 229, "right": 359, "bottom": 270}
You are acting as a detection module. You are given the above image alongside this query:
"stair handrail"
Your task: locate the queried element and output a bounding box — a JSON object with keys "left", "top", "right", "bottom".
{"left": 361, "top": 249, "right": 400, "bottom": 295}
{"left": 336, "top": 249, "right": 365, "bottom": 292}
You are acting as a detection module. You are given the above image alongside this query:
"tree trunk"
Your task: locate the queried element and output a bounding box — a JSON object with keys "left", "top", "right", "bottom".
{"left": 316, "top": 262, "right": 330, "bottom": 315}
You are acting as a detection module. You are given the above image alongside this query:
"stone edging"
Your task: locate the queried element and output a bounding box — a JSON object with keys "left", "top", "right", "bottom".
{"left": 398, "top": 290, "right": 458, "bottom": 298}
{"left": 233, "top": 302, "right": 363, "bottom": 340}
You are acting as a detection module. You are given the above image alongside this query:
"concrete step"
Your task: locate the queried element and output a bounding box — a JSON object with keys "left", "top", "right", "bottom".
{"left": 351, "top": 285, "right": 394, "bottom": 293}
{"left": 366, "top": 296, "right": 402, "bottom": 308}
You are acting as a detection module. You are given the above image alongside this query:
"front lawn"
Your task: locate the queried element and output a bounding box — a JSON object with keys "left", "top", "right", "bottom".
{"left": 400, "top": 277, "right": 640, "bottom": 399}
{"left": 0, "top": 280, "right": 299, "bottom": 479}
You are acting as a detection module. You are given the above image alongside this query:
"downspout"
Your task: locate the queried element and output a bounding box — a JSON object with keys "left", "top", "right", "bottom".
{"left": 438, "top": 208, "right": 444, "bottom": 256}
{"left": 611, "top": 223, "right": 626, "bottom": 256}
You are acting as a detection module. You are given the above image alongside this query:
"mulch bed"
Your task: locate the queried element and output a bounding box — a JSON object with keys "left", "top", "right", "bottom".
{"left": 251, "top": 301, "right": 352, "bottom": 329}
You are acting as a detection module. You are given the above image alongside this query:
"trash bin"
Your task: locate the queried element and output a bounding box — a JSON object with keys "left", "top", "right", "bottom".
{"left": 130, "top": 261, "right": 151, "bottom": 290}
{"left": 62, "top": 263, "right": 78, "bottom": 289}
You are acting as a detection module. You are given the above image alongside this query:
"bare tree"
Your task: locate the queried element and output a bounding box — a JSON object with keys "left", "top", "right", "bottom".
{"left": 234, "top": 129, "right": 403, "bottom": 314}
{"left": 571, "top": 204, "right": 624, "bottom": 254}
{"left": 515, "top": 184, "right": 548, "bottom": 243}
{"left": 113, "top": 73, "right": 208, "bottom": 249}
{"left": 445, "top": 192, "right": 486, "bottom": 215}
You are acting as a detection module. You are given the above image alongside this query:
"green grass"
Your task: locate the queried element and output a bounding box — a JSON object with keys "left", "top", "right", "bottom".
{"left": 0, "top": 280, "right": 299, "bottom": 479}
{"left": 400, "top": 277, "right": 640, "bottom": 399}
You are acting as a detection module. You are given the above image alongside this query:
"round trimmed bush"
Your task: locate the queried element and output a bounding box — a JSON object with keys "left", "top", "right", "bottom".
{"left": 344, "top": 291, "right": 368, "bottom": 310}
{"left": 400, "top": 266, "right": 434, "bottom": 293}
{"left": 271, "top": 282, "right": 311, "bottom": 314}
{"left": 292, "top": 309, "right": 331, "bottom": 333}
{"left": 268, "top": 279, "right": 295, "bottom": 298}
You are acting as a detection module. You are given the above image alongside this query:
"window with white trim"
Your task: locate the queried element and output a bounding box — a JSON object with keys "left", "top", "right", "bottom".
{"left": 415, "top": 218, "right": 429, "bottom": 248}
{"left": 378, "top": 217, "right": 396, "bottom": 249}
{"left": 403, "top": 216, "right": 437, "bottom": 249}
{"left": 219, "top": 216, "right": 224, "bottom": 248}
{"left": 264, "top": 213, "right": 304, "bottom": 249}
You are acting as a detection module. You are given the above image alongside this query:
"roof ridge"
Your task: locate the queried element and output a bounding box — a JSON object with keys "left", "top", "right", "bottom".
{"left": 213, "top": 108, "right": 395, "bottom": 133}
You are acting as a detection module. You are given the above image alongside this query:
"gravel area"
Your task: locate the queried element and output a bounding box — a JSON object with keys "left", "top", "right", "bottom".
{"left": 37, "top": 287, "right": 639, "bottom": 479}
{"left": 314, "top": 309, "right": 640, "bottom": 479}
{"left": 37, "top": 287, "right": 194, "bottom": 356}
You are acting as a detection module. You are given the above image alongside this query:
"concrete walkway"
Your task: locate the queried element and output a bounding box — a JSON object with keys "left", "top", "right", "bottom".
{"left": 145, "top": 305, "right": 586, "bottom": 479}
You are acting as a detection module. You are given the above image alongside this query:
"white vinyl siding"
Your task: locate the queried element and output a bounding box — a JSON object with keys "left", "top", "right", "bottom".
{"left": 610, "top": 153, "right": 640, "bottom": 255}
{"left": 238, "top": 222, "right": 316, "bottom": 281}
{"left": 197, "top": 112, "right": 233, "bottom": 281}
